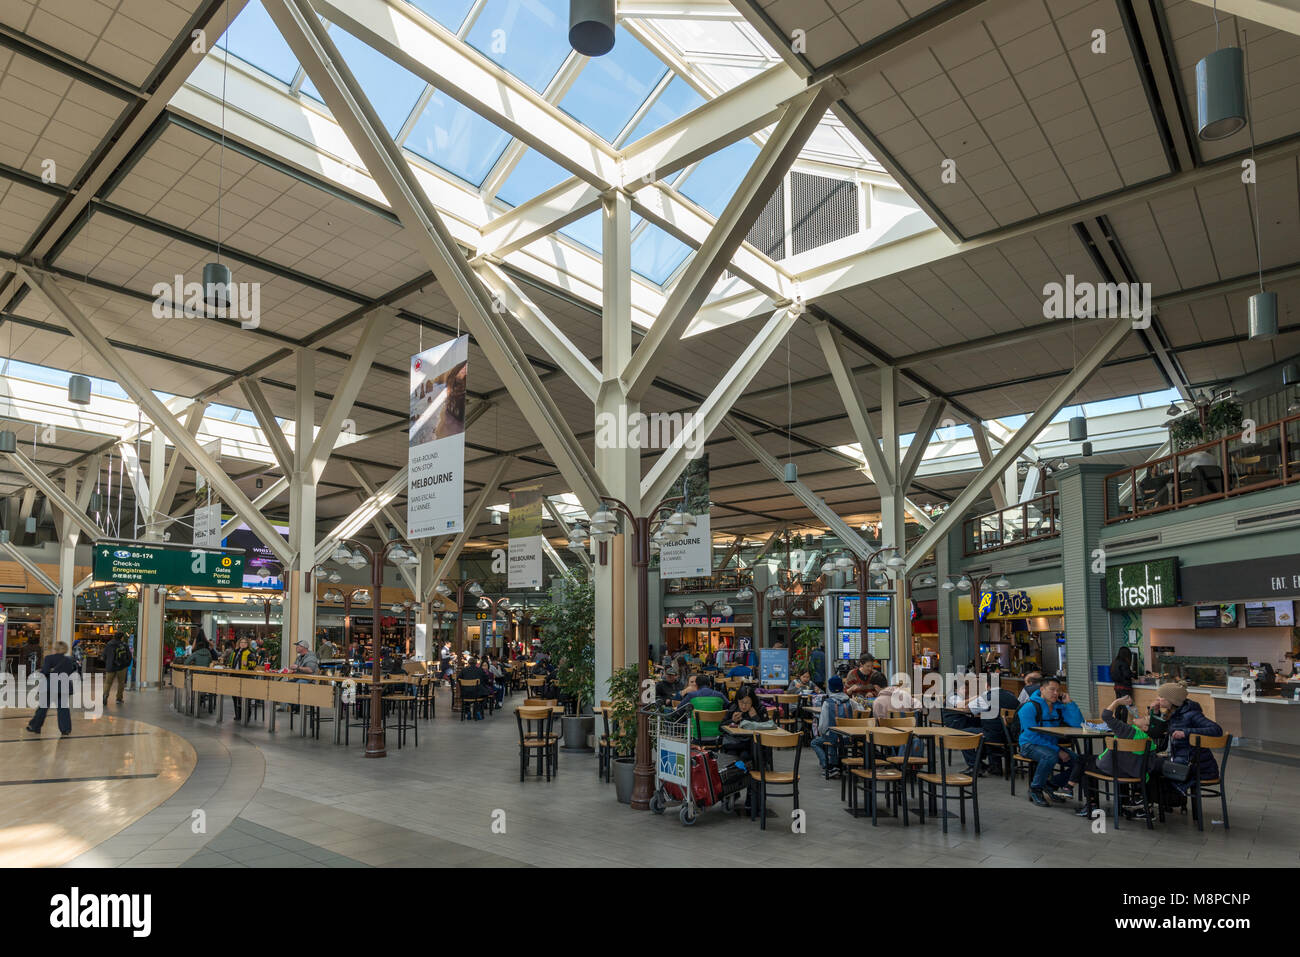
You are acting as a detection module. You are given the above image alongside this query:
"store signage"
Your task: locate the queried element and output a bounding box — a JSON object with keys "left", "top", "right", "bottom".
{"left": 659, "top": 455, "right": 710, "bottom": 580}
{"left": 508, "top": 485, "right": 543, "bottom": 590}
{"left": 1105, "top": 557, "right": 1178, "bottom": 609}
{"left": 664, "top": 615, "right": 728, "bottom": 627}
{"left": 958, "top": 584, "right": 1064, "bottom": 621}
{"left": 93, "top": 541, "right": 245, "bottom": 588}
{"left": 1180, "top": 554, "right": 1300, "bottom": 602}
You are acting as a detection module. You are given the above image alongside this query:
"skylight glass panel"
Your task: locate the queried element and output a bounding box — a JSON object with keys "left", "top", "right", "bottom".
{"left": 405, "top": 0, "right": 477, "bottom": 32}
{"left": 1138, "top": 387, "right": 1181, "bottom": 408}
{"left": 560, "top": 210, "right": 602, "bottom": 253}
{"left": 330, "top": 26, "right": 428, "bottom": 136}
{"left": 467, "top": 0, "right": 571, "bottom": 93}
{"left": 559, "top": 26, "right": 668, "bottom": 142}
{"left": 216, "top": 0, "right": 299, "bottom": 85}
{"left": 679, "top": 137, "right": 760, "bottom": 217}
{"left": 406, "top": 88, "right": 512, "bottom": 185}
{"left": 622, "top": 76, "right": 705, "bottom": 147}
{"left": 497, "top": 148, "right": 570, "bottom": 208}
{"left": 631, "top": 226, "right": 691, "bottom": 285}
{"left": 1084, "top": 396, "right": 1141, "bottom": 416}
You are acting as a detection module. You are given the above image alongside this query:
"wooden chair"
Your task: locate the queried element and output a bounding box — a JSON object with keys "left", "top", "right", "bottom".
{"left": 1001, "top": 708, "right": 1036, "bottom": 795}
{"left": 692, "top": 709, "right": 727, "bottom": 750}
{"left": 526, "top": 676, "right": 547, "bottom": 697}
{"left": 1084, "top": 735, "right": 1154, "bottom": 829}
{"left": 774, "top": 694, "right": 801, "bottom": 731}
{"left": 1188, "top": 733, "right": 1232, "bottom": 832}
{"left": 459, "top": 679, "right": 483, "bottom": 721}
{"left": 916, "top": 731, "right": 984, "bottom": 833}
{"left": 515, "top": 706, "right": 558, "bottom": 781}
{"left": 848, "top": 728, "right": 912, "bottom": 827}
{"left": 834, "top": 717, "right": 876, "bottom": 797}
{"left": 747, "top": 729, "right": 803, "bottom": 831}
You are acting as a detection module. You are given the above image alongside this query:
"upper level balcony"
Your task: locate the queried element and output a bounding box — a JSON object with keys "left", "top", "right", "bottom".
{"left": 962, "top": 492, "right": 1060, "bottom": 556}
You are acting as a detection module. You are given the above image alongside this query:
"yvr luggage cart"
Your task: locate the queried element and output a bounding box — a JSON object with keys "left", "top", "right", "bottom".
{"left": 647, "top": 703, "right": 745, "bottom": 825}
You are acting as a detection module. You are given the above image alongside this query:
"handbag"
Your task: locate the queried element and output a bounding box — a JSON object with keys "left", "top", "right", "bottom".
{"left": 1161, "top": 759, "right": 1192, "bottom": 782}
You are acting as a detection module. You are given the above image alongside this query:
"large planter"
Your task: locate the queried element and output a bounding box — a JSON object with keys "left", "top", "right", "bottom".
{"left": 561, "top": 714, "right": 594, "bottom": 752}
{"left": 612, "top": 756, "right": 636, "bottom": 804}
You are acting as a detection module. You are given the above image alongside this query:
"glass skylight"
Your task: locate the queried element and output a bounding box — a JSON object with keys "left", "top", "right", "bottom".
{"left": 329, "top": 26, "right": 428, "bottom": 136}
{"left": 405, "top": 88, "right": 512, "bottom": 185}
{"left": 466, "top": 0, "right": 571, "bottom": 93}
{"left": 631, "top": 226, "right": 691, "bottom": 285}
{"left": 679, "top": 138, "right": 760, "bottom": 218}
{"left": 496, "top": 148, "right": 569, "bottom": 208}
{"left": 215, "top": 0, "right": 300, "bottom": 86}
{"left": 622, "top": 76, "right": 705, "bottom": 147}
{"left": 404, "top": 0, "right": 477, "bottom": 33}
{"left": 558, "top": 26, "right": 667, "bottom": 142}
{"left": 559, "top": 210, "right": 602, "bottom": 253}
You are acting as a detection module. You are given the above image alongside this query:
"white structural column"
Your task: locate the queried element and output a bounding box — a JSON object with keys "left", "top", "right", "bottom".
{"left": 285, "top": 349, "right": 317, "bottom": 667}
{"left": 595, "top": 189, "right": 640, "bottom": 702}
{"left": 877, "top": 367, "right": 910, "bottom": 670}
{"left": 54, "top": 459, "right": 100, "bottom": 652}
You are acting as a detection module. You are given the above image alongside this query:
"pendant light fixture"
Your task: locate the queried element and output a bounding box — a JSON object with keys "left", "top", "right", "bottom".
{"left": 1068, "top": 414, "right": 1088, "bottom": 442}
{"left": 1282, "top": 362, "right": 1298, "bottom": 386}
{"left": 0, "top": 429, "right": 15, "bottom": 453}
{"left": 205, "top": 3, "right": 234, "bottom": 314}
{"left": 1240, "top": 30, "right": 1279, "bottom": 342}
{"left": 68, "top": 374, "right": 91, "bottom": 405}
{"left": 1195, "top": 1, "right": 1246, "bottom": 141}
{"left": 569, "top": 0, "right": 614, "bottom": 56}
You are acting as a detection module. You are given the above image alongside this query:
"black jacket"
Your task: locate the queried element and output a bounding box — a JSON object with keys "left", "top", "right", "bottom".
{"left": 1166, "top": 699, "right": 1223, "bottom": 779}
{"left": 1111, "top": 659, "right": 1134, "bottom": 690}
{"left": 39, "top": 653, "right": 78, "bottom": 707}
{"left": 103, "top": 637, "right": 131, "bottom": 672}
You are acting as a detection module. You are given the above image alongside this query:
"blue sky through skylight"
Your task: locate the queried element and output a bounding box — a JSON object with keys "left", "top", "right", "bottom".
{"left": 404, "top": 0, "right": 477, "bottom": 32}
{"left": 497, "top": 148, "right": 569, "bottom": 208}
{"left": 329, "top": 26, "right": 428, "bottom": 135}
{"left": 622, "top": 76, "right": 704, "bottom": 146}
{"left": 216, "top": 0, "right": 299, "bottom": 85}
{"left": 467, "top": 0, "right": 571, "bottom": 93}
{"left": 680, "top": 138, "right": 760, "bottom": 217}
{"left": 405, "top": 88, "right": 511, "bottom": 185}
{"left": 631, "top": 226, "right": 691, "bottom": 284}
{"left": 559, "top": 25, "right": 667, "bottom": 142}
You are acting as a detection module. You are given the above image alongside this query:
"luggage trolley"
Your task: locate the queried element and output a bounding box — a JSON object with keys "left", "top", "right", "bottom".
{"left": 647, "top": 703, "right": 746, "bottom": 826}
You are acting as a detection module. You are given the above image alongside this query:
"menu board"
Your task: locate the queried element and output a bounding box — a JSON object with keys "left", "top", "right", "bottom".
{"left": 1243, "top": 600, "right": 1295, "bottom": 628}
{"left": 1193, "top": 604, "right": 1237, "bottom": 629}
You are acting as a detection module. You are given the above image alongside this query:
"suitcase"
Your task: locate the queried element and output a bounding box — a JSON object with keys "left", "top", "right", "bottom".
{"left": 718, "top": 761, "right": 747, "bottom": 798}
{"left": 662, "top": 747, "right": 724, "bottom": 807}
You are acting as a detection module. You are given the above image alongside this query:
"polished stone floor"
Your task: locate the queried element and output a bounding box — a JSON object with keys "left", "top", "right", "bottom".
{"left": 32, "top": 686, "right": 1300, "bottom": 868}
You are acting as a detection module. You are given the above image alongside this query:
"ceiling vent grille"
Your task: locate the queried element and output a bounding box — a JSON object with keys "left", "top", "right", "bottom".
{"left": 791, "top": 171, "right": 858, "bottom": 256}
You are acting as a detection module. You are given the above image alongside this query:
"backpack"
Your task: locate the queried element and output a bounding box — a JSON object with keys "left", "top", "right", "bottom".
{"left": 112, "top": 641, "right": 133, "bottom": 672}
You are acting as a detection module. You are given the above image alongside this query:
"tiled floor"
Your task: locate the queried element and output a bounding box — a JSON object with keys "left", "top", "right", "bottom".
{"left": 52, "top": 688, "right": 1300, "bottom": 867}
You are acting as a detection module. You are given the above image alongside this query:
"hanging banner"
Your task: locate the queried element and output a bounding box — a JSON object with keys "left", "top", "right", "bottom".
{"left": 659, "top": 454, "right": 710, "bottom": 580}
{"left": 407, "top": 335, "right": 468, "bottom": 538}
{"left": 193, "top": 502, "right": 221, "bottom": 547}
{"left": 508, "top": 485, "right": 543, "bottom": 589}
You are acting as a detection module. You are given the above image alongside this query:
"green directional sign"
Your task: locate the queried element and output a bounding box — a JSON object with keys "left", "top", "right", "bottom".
{"left": 93, "top": 541, "right": 245, "bottom": 588}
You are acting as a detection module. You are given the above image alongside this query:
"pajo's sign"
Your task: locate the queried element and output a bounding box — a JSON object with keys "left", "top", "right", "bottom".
{"left": 958, "top": 584, "right": 1063, "bottom": 621}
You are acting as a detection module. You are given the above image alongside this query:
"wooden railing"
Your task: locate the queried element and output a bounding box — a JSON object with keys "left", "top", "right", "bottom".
{"left": 961, "top": 491, "right": 1060, "bottom": 556}
{"left": 1104, "top": 412, "right": 1300, "bottom": 523}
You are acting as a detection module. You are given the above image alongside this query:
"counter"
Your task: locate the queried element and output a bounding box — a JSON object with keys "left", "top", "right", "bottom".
{"left": 1096, "top": 680, "right": 1300, "bottom": 756}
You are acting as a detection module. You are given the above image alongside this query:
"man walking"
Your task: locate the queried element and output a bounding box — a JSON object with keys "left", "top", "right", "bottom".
{"left": 26, "top": 641, "right": 78, "bottom": 736}
{"left": 101, "top": 631, "right": 132, "bottom": 706}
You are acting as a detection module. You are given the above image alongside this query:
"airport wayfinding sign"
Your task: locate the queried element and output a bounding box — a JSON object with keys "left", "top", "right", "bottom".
{"left": 93, "top": 541, "right": 245, "bottom": 588}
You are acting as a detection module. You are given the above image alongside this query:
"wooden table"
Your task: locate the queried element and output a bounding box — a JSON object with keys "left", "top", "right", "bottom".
{"left": 1030, "top": 725, "right": 1110, "bottom": 757}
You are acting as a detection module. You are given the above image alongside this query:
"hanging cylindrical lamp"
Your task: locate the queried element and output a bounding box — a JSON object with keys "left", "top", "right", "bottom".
{"left": 203, "top": 261, "right": 231, "bottom": 310}
{"left": 1082, "top": 441, "right": 1094, "bottom": 456}
{"left": 1248, "top": 290, "right": 1277, "bottom": 340}
{"left": 783, "top": 461, "right": 798, "bottom": 483}
{"left": 1196, "top": 46, "right": 1246, "bottom": 141}
{"left": 0, "top": 429, "right": 15, "bottom": 453}
{"left": 1283, "top": 362, "right": 1299, "bottom": 386}
{"left": 569, "top": 0, "right": 615, "bottom": 56}
{"left": 1068, "top": 415, "right": 1088, "bottom": 442}
{"left": 68, "top": 374, "right": 92, "bottom": 405}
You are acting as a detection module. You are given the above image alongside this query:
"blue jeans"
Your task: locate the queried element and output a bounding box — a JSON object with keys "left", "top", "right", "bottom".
{"left": 810, "top": 733, "right": 838, "bottom": 769}
{"left": 1022, "top": 742, "right": 1076, "bottom": 791}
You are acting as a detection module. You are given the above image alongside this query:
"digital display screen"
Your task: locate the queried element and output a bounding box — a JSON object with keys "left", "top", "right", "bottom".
{"left": 1243, "top": 600, "right": 1295, "bottom": 628}
{"left": 839, "top": 595, "right": 891, "bottom": 628}
{"left": 1194, "top": 604, "right": 1237, "bottom": 629}
{"left": 838, "top": 627, "right": 890, "bottom": 660}
{"left": 223, "top": 522, "right": 289, "bottom": 589}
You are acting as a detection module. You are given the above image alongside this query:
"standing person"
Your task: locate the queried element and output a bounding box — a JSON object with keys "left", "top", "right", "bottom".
{"left": 225, "top": 637, "right": 257, "bottom": 720}
{"left": 808, "top": 643, "right": 827, "bottom": 689}
{"left": 25, "top": 641, "right": 78, "bottom": 736}
{"left": 1110, "top": 648, "right": 1135, "bottom": 717}
{"left": 101, "top": 631, "right": 132, "bottom": 706}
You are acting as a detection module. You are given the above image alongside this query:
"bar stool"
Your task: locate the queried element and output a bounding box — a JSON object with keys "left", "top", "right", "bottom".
{"left": 387, "top": 694, "right": 419, "bottom": 748}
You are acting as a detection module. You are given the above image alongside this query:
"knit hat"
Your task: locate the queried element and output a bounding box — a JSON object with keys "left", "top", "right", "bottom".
{"left": 1157, "top": 682, "right": 1188, "bottom": 707}
{"left": 828, "top": 675, "right": 844, "bottom": 693}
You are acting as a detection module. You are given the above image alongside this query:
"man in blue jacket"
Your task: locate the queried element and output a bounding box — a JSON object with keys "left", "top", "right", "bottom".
{"left": 1017, "top": 676, "right": 1084, "bottom": 807}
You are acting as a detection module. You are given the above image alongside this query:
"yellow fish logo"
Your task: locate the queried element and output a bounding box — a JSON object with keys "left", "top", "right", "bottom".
{"left": 977, "top": 591, "right": 994, "bottom": 622}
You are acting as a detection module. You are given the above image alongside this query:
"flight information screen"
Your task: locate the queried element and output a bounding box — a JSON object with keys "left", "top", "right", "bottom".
{"left": 839, "top": 595, "right": 891, "bottom": 628}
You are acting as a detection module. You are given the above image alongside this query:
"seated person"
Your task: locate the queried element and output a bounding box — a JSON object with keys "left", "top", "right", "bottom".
{"left": 1016, "top": 676, "right": 1083, "bottom": 807}
{"left": 682, "top": 674, "right": 725, "bottom": 705}
{"left": 871, "top": 672, "right": 920, "bottom": 720}
{"left": 1152, "top": 682, "right": 1223, "bottom": 792}
{"left": 1076, "top": 695, "right": 1161, "bottom": 820}
{"left": 786, "top": 670, "right": 816, "bottom": 695}
{"left": 966, "top": 682, "right": 1021, "bottom": 774}
{"left": 1017, "top": 670, "right": 1043, "bottom": 704}
{"left": 655, "top": 668, "right": 682, "bottom": 702}
{"left": 685, "top": 678, "right": 730, "bottom": 742}
{"left": 723, "top": 687, "right": 772, "bottom": 729}
{"left": 809, "top": 675, "right": 860, "bottom": 774}
{"left": 726, "top": 658, "right": 753, "bottom": 679}
{"left": 844, "top": 654, "right": 878, "bottom": 697}
{"left": 459, "top": 657, "right": 489, "bottom": 719}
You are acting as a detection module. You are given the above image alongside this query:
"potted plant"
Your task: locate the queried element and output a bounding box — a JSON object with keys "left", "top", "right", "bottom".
{"left": 1169, "top": 412, "right": 1203, "bottom": 451}
{"left": 790, "top": 623, "right": 823, "bottom": 678}
{"left": 537, "top": 575, "right": 595, "bottom": 751}
{"left": 607, "top": 664, "right": 640, "bottom": 804}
